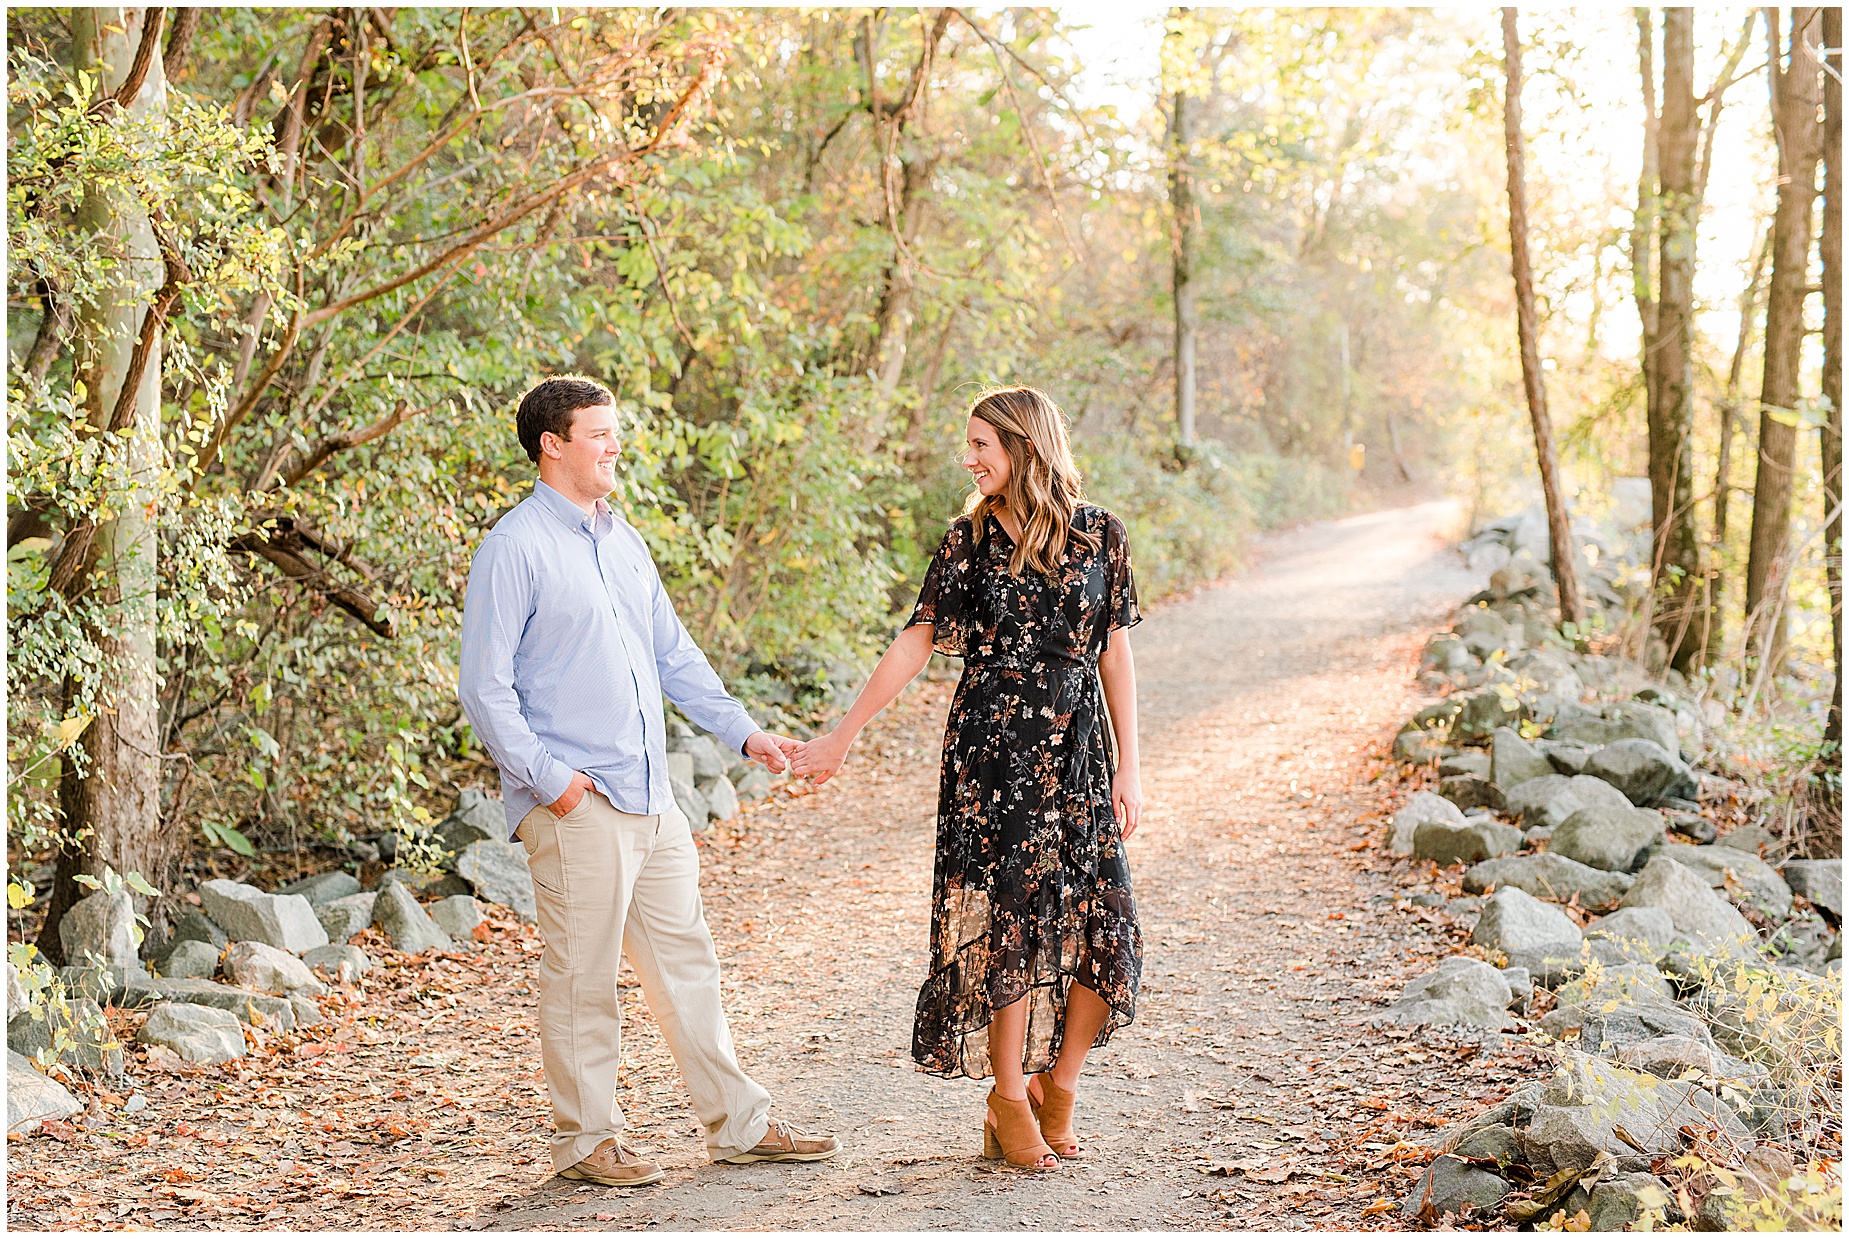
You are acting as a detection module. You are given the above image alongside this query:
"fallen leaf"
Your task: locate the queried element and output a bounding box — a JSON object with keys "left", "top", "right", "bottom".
{"left": 1359, "top": 1198, "right": 1395, "bottom": 1217}
{"left": 1246, "top": 1165, "right": 1294, "bottom": 1184}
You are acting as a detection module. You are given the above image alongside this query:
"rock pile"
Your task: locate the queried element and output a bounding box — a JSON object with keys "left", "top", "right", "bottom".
{"left": 1382, "top": 504, "right": 1842, "bottom": 1227}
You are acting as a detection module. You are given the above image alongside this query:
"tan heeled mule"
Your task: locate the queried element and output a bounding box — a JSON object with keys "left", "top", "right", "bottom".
{"left": 1027, "top": 1072, "right": 1082, "bottom": 1158}
{"left": 982, "top": 1089, "right": 1059, "bottom": 1170}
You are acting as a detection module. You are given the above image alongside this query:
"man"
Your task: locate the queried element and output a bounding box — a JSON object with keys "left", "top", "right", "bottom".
{"left": 459, "top": 375, "right": 838, "bottom": 1186}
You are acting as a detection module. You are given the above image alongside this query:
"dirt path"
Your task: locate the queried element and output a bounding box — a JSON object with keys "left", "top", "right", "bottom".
{"left": 7, "top": 501, "right": 1548, "bottom": 1232}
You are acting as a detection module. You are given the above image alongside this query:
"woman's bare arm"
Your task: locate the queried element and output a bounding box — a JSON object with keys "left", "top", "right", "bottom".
{"left": 790, "top": 624, "right": 937, "bottom": 785}
{"left": 1098, "top": 629, "right": 1142, "bottom": 836}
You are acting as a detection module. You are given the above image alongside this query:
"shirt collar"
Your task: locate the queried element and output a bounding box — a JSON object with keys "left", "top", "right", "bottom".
{"left": 533, "top": 479, "right": 615, "bottom": 539}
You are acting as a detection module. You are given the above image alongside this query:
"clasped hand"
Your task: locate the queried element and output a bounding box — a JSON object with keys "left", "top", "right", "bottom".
{"left": 548, "top": 729, "right": 799, "bottom": 816}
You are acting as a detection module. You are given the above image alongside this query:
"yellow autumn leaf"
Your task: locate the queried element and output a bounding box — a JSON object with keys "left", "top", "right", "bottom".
{"left": 51, "top": 714, "right": 94, "bottom": 750}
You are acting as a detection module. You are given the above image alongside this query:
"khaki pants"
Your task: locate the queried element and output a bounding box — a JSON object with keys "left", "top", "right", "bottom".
{"left": 516, "top": 790, "right": 771, "bottom": 1169}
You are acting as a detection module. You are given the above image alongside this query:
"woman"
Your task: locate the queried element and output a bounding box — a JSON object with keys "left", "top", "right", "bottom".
{"left": 792, "top": 386, "right": 1144, "bottom": 1171}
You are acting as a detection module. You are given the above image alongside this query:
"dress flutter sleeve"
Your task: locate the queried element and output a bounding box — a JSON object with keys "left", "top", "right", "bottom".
{"left": 1101, "top": 511, "right": 1142, "bottom": 648}
{"left": 907, "top": 519, "right": 979, "bottom": 657}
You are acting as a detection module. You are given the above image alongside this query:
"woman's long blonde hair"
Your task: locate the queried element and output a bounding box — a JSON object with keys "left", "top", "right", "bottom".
{"left": 963, "top": 386, "right": 1099, "bottom": 577}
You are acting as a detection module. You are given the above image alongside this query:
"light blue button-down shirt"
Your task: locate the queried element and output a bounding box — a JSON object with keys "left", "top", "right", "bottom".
{"left": 458, "top": 481, "right": 759, "bottom": 837}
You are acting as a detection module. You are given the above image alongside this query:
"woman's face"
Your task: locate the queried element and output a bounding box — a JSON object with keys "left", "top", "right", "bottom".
{"left": 962, "top": 416, "right": 1012, "bottom": 498}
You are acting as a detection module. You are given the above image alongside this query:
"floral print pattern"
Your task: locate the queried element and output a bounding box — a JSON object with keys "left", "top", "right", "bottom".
{"left": 905, "top": 503, "right": 1143, "bottom": 1079}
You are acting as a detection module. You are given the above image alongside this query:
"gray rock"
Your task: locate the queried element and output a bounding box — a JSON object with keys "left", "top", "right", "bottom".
{"left": 453, "top": 840, "right": 536, "bottom": 923}
{"left": 1655, "top": 845, "right": 1792, "bottom": 919}
{"left": 7, "top": 996, "right": 122, "bottom": 1075}
{"left": 1465, "top": 853, "right": 1634, "bottom": 913}
{"left": 59, "top": 888, "right": 145, "bottom": 981}
{"left": 198, "top": 879, "right": 328, "bottom": 954}
{"left": 700, "top": 774, "right": 740, "bottom": 822}
{"left": 1438, "top": 774, "right": 1506, "bottom": 813}
{"left": 1491, "top": 728, "right": 1554, "bottom": 788}
{"left": 1394, "top": 726, "right": 1447, "bottom": 764}
{"left": 1506, "top": 650, "right": 1586, "bottom": 723}
{"left": 1540, "top": 740, "right": 1597, "bottom": 775}
{"left": 1712, "top": 823, "right": 1779, "bottom": 857}
{"left": 277, "top": 870, "right": 362, "bottom": 907}
{"left": 115, "top": 976, "right": 297, "bottom": 1031}
{"left": 1424, "top": 632, "right": 1477, "bottom": 674}
{"left": 429, "top": 895, "right": 483, "bottom": 939}
{"left": 1584, "top": 907, "right": 1677, "bottom": 964}
{"left": 1452, "top": 1125, "right": 1520, "bottom": 1165}
{"left": 1471, "top": 885, "right": 1585, "bottom": 964}
{"left": 316, "top": 892, "right": 377, "bottom": 942}
{"left": 5, "top": 963, "right": 25, "bottom": 1021}
{"left": 436, "top": 788, "right": 505, "bottom": 853}
{"left": 1550, "top": 805, "right": 1666, "bottom": 873}
{"left": 1617, "top": 1035, "right": 1768, "bottom": 1089}
{"left": 1414, "top": 818, "right": 1522, "bottom": 866}
{"left": 1554, "top": 700, "right": 1681, "bottom": 756}
{"left": 223, "top": 941, "right": 327, "bottom": 997}
{"left": 1504, "top": 773, "right": 1634, "bottom": 835}
{"left": 168, "top": 906, "right": 228, "bottom": 951}
{"left": 1375, "top": 956, "right": 1513, "bottom": 1029}
{"left": 370, "top": 882, "right": 454, "bottom": 954}
{"left": 1684, "top": 959, "right": 1839, "bottom": 1067}
{"left": 58, "top": 963, "right": 118, "bottom": 1005}
{"left": 1390, "top": 791, "right": 1467, "bottom": 856}
{"left": 290, "top": 995, "right": 325, "bottom": 1027}
{"left": 1585, "top": 1173, "right": 1675, "bottom": 1231}
{"left": 1519, "top": 1056, "right": 1749, "bottom": 1176}
{"left": 734, "top": 765, "right": 773, "bottom": 803}
{"left": 677, "top": 734, "right": 728, "bottom": 780}
{"left": 1400, "top": 1153, "right": 1510, "bottom": 1219}
{"left": 1668, "top": 810, "right": 1718, "bottom": 843}
{"left": 1451, "top": 687, "right": 1526, "bottom": 742}
{"left": 1540, "top": 998, "right": 1714, "bottom": 1057}
{"left": 1439, "top": 751, "right": 1491, "bottom": 778}
{"left": 161, "top": 939, "right": 221, "bottom": 980}
{"left": 1555, "top": 963, "right": 1675, "bottom": 1009}
{"left": 138, "top": 1002, "right": 246, "bottom": 1065}
{"left": 302, "top": 944, "right": 373, "bottom": 984}
{"left": 672, "top": 775, "right": 712, "bottom": 829}
{"left": 370, "top": 868, "right": 471, "bottom": 898}
{"left": 1780, "top": 859, "right": 1842, "bottom": 918}
{"left": 666, "top": 751, "right": 696, "bottom": 787}
{"left": 7, "top": 1049, "right": 81, "bottom": 1133}
{"left": 1619, "top": 855, "right": 1761, "bottom": 958}
{"left": 1583, "top": 738, "right": 1697, "bottom": 804}
{"left": 1497, "top": 965, "right": 1532, "bottom": 1011}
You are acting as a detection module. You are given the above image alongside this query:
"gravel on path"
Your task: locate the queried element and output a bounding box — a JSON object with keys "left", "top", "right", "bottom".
{"left": 7, "top": 501, "right": 1543, "bottom": 1232}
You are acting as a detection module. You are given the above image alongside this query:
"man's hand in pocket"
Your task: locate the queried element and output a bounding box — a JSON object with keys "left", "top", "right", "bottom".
{"left": 549, "top": 771, "right": 595, "bottom": 817}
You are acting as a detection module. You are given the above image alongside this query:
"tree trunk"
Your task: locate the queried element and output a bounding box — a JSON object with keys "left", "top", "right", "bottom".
{"left": 41, "top": 8, "right": 172, "bottom": 963}
{"left": 1501, "top": 8, "right": 1584, "bottom": 632}
{"left": 1745, "top": 7, "right": 1824, "bottom": 667}
{"left": 1712, "top": 225, "right": 1772, "bottom": 654}
{"left": 1169, "top": 9, "right": 1198, "bottom": 454}
{"left": 1633, "top": 8, "right": 1660, "bottom": 438}
{"left": 1649, "top": 7, "right": 1706, "bottom": 670}
{"left": 1821, "top": 6, "right": 1842, "bottom": 776}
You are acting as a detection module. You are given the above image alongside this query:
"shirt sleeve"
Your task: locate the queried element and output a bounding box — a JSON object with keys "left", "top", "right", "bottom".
{"left": 1101, "top": 511, "right": 1142, "bottom": 650}
{"left": 906, "top": 518, "right": 979, "bottom": 657}
{"left": 643, "top": 547, "right": 759, "bottom": 756}
{"left": 458, "top": 534, "right": 577, "bottom": 805}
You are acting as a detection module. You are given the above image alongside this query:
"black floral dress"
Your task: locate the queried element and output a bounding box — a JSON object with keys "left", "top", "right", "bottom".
{"left": 905, "top": 503, "right": 1144, "bottom": 1080}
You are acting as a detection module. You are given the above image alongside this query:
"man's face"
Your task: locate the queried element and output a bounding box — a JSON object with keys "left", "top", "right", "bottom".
{"left": 543, "top": 402, "right": 621, "bottom": 499}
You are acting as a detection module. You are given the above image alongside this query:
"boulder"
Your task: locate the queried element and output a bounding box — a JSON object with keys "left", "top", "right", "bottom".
{"left": 198, "top": 879, "right": 328, "bottom": 954}
{"left": 7, "top": 996, "right": 123, "bottom": 1075}
{"left": 1414, "top": 819, "right": 1522, "bottom": 866}
{"left": 1582, "top": 738, "right": 1697, "bottom": 804}
{"left": 429, "top": 895, "right": 483, "bottom": 939}
{"left": 1583, "top": 907, "right": 1677, "bottom": 965}
{"left": 436, "top": 788, "right": 505, "bottom": 853}
{"left": 1438, "top": 774, "right": 1506, "bottom": 814}
{"left": 1619, "top": 855, "right": 1760, "bottom": 957}
{"left": 1490, "top": 548, "right": 1549, "bottom": 598}
{"left": 1519, "top": 1056, "right": 1749, "bottom": 1176}
{"left": 1389, "top": 791, "right": 1467, "bottom": 856}
{"left": 1399, "top": 1153, "right": 1510, "bottom": 1219}
{"left": 1465, "top": 853, "right": 1635, "bottom": 913}
{"left": 666, "top": 751, "right": 696, "bottom": 787}
{"left": 1617, "top": 1035, "right": 1768, "bottom": 1089}
{"left": 1655, "top": 845, "right": 1792, "bottom": 919}
{"left": 672, "top": 776, "right": 712, "bottom": 828}
{"left": 161, "top": 939, "right": 221, "bottom": 980}
{"left": 1504, "top": 774, "right": 1633, "bottom": 836}
{"left": 370, "top": 882, "right": 454, "bottom": 954}
{"left": 58, "top": 888, "right": 145, "bottom": 982}
{"left": 7, "top": 1049, "right": 80, "bottom": 1133}
{"left": 302, "top": 944, "right": 373, "bottom": 984}
{"left": 1393, "top": 727, "right": 1447, "bottom": 764}
{"left": 223, "top": 941, "right": 327, "bottom": 997}
{"left": 138, "top": 1002, "right": 246, "bottom": 1065}
{"left": 734, "top": 765, "right": 774, "bottom": 803}
{"left": 700, "top": 774, "right": 740, "bottom": 822}
{"left": 369, "top": 868, "right": 470, "bottom": 898}
{"left": 1374, "top": 956, "right": 1513, "bottom": 1029}
{"left": 1470, "top": 886, "right": 1585, "bottom": 970}
{"left": 316, "top": 892, "right": 377, "bottom": 942}
{"left": 1452, "top": 1125, "right": 1520, "bottom": 1166}
{"left": 277, "top": 870, "right": 362, "bottom": 907}
{"left": 1550, "top": 806, "right": 1666, "bottom": 873}
{"left": 1490, "top": 728, "right": 1554, "bottom": 788}
{"left": 1583, "top": 1173, "right": 1675, "bottom": 1231}
{"left": 1498, "top": 965, "right": 1532, "bottom": 1012}
{"left": 453, "top": 840, "right": 537, "bottom": 923}
{"left": 674, "top": 734, "right": 728, "bottom": 780}
{"left": 168, "top": 906, "right": 228, "bottom": 951}
{"left": 1439, "top": 751, "right": 1491, "bottom": 779}
{"left": 1451, "top": 687, "right": 1525, "bottom": 742}
{"left": 1780, "top": 859, "right": 1842, "bottom": 918}
{"left": 1539, "top": 740, "right": 1596, "bottom": 775}
{"left": 5, "top": 963, "right": 25, "bottom": 1021}
{"left": 1553, "top": 701, "right": 1680, "bottom": 757}
{"left": 116, "top": 976, "right": 297, "bottom": 1031}
{"left": 1713, "top": 823, "right": 1779, "bottom": 857}
{"left": 290, "top": 995, "right": 325, "bottom": 1028}
{"left": 1506, "top": 651, "right": 1586, "bottom": 723}
{"left": 1554, "top": 962, "right": 1675, "bottom": 1009}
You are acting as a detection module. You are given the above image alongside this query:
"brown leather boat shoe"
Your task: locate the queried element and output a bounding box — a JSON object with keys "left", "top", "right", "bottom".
{"left": 560, "top": 1138, "right": 666, "bottom": 1186}
{"left": 715, "top": 1118, "right": 840, "bottom": 1164}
